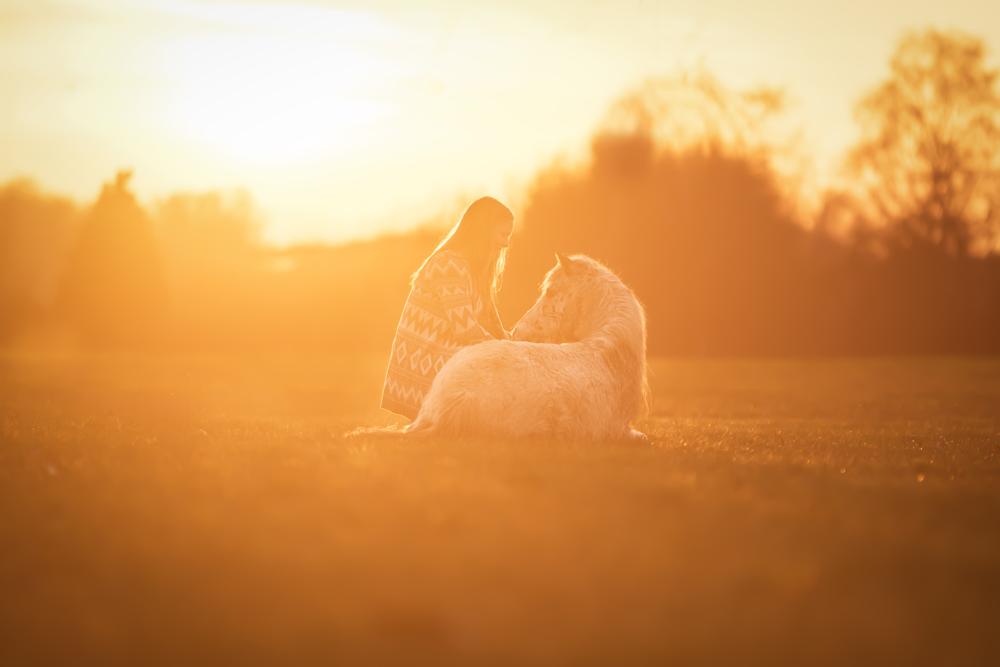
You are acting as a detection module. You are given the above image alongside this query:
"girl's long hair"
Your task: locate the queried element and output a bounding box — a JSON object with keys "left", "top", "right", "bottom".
{"left": 412, "top": 196, "right": 513, "bottom": 336}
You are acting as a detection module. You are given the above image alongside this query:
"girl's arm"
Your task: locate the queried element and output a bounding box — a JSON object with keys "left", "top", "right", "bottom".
{"left": 484, "top": 301, "right": 511, "bottom": 340}
{"left": 451, "top": 283, "right": 495, "bottom": 345}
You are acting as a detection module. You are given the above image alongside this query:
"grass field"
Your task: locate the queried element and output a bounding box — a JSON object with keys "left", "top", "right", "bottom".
{"left": 1, "top": 352, "right": 999, "bottom": 665}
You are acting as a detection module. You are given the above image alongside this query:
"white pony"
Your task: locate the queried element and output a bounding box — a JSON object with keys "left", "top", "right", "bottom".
{"left": 407, "top": 253, "right": 648, "bottom": 440}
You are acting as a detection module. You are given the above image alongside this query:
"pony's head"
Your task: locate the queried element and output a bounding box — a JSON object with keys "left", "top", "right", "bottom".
{"left": 512, "top": 253, "right": 649, "bottom": 419}
{"left": 512, "top": 252, "right": 650, "bottom": 421}
{"left": 512, "top": 253, "right": 608, "bottom": 343}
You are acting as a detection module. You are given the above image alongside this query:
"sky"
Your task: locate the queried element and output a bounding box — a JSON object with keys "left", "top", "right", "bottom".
{"left": 2, "top": 0, "right": 999, "bottom": 245}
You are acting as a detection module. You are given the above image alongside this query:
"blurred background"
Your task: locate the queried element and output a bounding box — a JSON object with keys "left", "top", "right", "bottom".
{"left": 2, "top": 0, "right": 999, "bottom": 357}
{"left": 5, "top": 4, "right": 1000, "bottom": 664}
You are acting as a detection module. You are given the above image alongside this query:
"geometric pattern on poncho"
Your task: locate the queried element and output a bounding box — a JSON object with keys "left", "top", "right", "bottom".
{"left": 381, "top": 249, "right": 492, "bottom": 419}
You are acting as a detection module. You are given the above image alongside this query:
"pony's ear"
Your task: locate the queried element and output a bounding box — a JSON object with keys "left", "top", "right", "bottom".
{"left": 555, "top": 252, "right": 574, "bottom": 271}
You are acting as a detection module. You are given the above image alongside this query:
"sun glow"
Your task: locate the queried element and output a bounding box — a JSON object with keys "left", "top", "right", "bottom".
{"left": 158, "top": 3, "right": 393, "bottom": 166}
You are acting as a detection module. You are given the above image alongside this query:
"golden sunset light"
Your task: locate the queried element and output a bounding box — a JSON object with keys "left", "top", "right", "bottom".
{"left": 3, "top": 1, "right": 1000, "bottom": 664}
{"left": 162, "top": 13, "right": 389, "bottom": 165}
{"left": 2, "top": 0, "right": 997, "bottom": 243}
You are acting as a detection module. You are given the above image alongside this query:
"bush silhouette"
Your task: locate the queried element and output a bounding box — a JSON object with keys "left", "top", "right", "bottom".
{"left": 58, "top": 171, "right": 167, "bottom": 346}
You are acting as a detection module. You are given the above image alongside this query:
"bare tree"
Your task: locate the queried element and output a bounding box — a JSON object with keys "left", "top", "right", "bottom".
{"left": 597, "top": 70, "right": 789, "bottom": 158}
{"left": 849, "top": 29, "right": 1000, "bottom": 256}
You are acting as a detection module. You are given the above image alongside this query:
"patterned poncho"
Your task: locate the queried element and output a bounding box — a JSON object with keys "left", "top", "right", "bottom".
{"left": 381, "top": 249, "right": 495, "bottom": 419}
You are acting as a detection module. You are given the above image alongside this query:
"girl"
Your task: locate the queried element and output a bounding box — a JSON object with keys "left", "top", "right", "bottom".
{"left": 381, "top": 196, "right": 514, "bottom": 420}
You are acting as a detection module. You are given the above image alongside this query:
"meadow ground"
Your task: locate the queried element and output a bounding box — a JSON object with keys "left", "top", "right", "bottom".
{"left": 1, "top": 352, "right": 998, "bottom": 665}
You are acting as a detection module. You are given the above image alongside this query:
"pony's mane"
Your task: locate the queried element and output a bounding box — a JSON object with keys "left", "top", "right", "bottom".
{"left": 563, "top": 255, "right": 650, "bottom": 418}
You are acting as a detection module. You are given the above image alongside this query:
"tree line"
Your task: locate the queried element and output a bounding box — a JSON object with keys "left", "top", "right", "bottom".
{"left": 1, "top": 29, "right": 998, "bottom": 355}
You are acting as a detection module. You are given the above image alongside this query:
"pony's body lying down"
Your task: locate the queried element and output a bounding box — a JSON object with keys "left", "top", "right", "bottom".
{"left": 407, "top": 254, "right": 648, "bottom": 440}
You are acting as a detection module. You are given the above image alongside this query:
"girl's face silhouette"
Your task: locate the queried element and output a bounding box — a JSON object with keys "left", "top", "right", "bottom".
{"left": 492, "top": 218, "right": 514, "bottom": 249}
